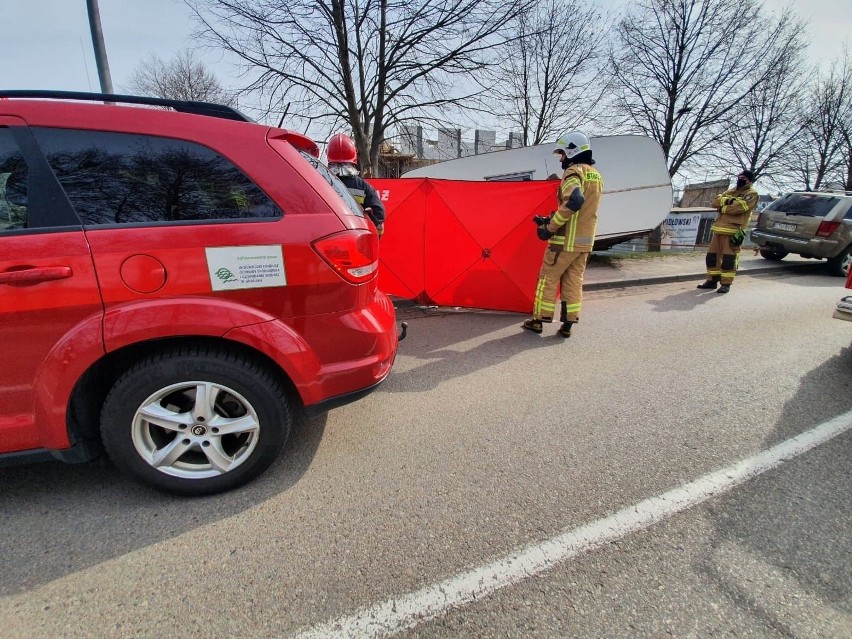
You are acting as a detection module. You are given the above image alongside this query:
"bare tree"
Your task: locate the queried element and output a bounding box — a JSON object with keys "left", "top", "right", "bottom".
{"left": 129, "top": 50, "right": 236, "bottom": 106}
{"left": 184, "top": 0, "right": 525, "bottom": 176}
{"left": 607, "top": 0, "right": 805, "bottom": 179}
{"left": 489, "top": 0, "right": 611, "bottom": 146}
{"left": 840, "top": 113, "right": 852, "bottom": 191}
{"left": 712, "top": 39, "right": 808, "bottom": 190}
{"left": 838, "top": 49, "right": 852, "bottom": 191}
{"left": 789, "top": 50, "right": 852, "bottom": 191}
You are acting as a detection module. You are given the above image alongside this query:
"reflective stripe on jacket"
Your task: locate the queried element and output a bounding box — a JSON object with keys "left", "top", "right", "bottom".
{"left": 547, "top": 163, "right": 603, "bottom": 252}
{"left": 710, "top": 186, "right": 758, "bottom": 235}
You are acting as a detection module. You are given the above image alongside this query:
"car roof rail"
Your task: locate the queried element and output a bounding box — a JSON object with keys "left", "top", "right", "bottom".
{"left": 812, "top": 188, "right": 852, "bottom": 195}
{"left": 0, "top": 89, "right": 254, "bottom": 123}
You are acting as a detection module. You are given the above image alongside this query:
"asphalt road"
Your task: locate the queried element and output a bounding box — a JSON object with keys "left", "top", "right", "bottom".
{"left": 2, "top": 268, "right": 850, "bottom": 638}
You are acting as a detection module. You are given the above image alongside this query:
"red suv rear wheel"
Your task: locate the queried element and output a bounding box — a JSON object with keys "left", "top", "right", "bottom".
{"left": 100, "top": 346, "right": 292, "bottom": 495}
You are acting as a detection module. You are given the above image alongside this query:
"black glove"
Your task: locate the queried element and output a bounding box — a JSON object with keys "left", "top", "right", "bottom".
{"left": 537, "top": 224, "right": 554, "bottom": 240}
{"left": 730, "top": 229, "right": 746, "bottom": 246}
{"left": 532, "top": 215, "right": 551, "bottom": 226}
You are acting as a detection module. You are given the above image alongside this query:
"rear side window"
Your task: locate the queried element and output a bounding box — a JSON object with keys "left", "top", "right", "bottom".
{"left": 0, "top": 129, "right": 28, "bottom": 231}
{"left": 297, "top": 150, "right": 364, "bottom": 218}
{"left": 31, "top": 128, "right": 282, "bottom": 226}
{"left": 768, "top": 193, "right": 839, "bottom": 217}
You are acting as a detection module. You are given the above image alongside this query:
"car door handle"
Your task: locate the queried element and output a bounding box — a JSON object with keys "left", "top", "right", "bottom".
{"left": 0, "top": 266, "right": 73, "bottom": 284}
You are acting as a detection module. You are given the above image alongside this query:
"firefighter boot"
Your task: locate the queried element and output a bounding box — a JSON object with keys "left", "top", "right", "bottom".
{"left": 522, "top": 319, "right": 543, "bottom": 334}
{"left": 717, "top": 284, "right": 731, "bottom": 294}
{"left": 559, "top": 321, "right": 576, "bottom": 338}
{"left": 696, "top": 278, "right": 719, "bottom": 290}
{"left": 559, "top": 301, "right": 568, "bottom": 323}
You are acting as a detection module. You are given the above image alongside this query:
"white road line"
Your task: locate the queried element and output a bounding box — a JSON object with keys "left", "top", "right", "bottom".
{"left": 291, "top": 411, "right": 852, "bottom": 639}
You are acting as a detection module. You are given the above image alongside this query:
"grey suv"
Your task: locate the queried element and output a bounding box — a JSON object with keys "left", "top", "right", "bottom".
{"left": 751, "top": 191, "right": 852, "bottom": 277}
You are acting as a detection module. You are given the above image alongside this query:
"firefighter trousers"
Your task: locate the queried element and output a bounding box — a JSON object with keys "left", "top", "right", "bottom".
{"left": 533, "top": 248, "right": 589, "bottom": 322}
{"left": 705, "top": 232, "right": 741, "bottom": 285}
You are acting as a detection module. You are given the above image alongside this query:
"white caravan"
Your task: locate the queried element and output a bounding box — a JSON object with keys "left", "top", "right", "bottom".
{"left": 402, "top": 135, "right": 673, "bottom": 249}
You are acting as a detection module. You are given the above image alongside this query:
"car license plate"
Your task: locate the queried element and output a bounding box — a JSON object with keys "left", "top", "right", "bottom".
{"left": 774, "top": 222, "right": 797, "bottom": 232}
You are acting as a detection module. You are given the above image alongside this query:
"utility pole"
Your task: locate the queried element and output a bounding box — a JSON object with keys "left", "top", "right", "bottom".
{"left": 86, "top": 0, "right": 114, "bottom": 94}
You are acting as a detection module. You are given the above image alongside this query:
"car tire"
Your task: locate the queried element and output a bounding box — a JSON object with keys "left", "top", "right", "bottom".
{"left": 100, "top": 345, "right": 292, "bottom": 496}
{"left": 759, "top": 248, "right": 788, "bottom": 261}
{"left": 826, "top": 245, "right": 852, "bottom": 277}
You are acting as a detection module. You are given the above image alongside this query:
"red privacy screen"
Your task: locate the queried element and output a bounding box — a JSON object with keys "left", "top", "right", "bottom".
{"left": 370, "top": 178, "right": 557, "bottom": 313}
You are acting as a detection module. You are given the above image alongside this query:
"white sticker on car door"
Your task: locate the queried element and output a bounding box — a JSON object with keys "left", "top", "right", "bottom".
{"left": 205, "top": 245, "right": 287, "bottom": 290}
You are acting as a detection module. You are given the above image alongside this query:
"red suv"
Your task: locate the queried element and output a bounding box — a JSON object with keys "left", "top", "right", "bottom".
{"left": 0, "top": 91, "right": 399, "bottom": 495}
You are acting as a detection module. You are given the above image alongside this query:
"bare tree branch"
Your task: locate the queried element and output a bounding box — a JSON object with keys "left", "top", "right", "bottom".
{"left": 128, "top": 49, "right": 236, "bottom": 106}
{"left": 704, "top": 9, "right": 809, "bottom": 191}
{"left": 184, "top": 0, "right": 525, "bottom": 175}
{"left": 606, "top": 0, "right": 804, "bottom": 179}
{"left": 788, "top": 49, "right": 852, "bottom": 190}
{"left": 484, "top": 0, "right": 613, "bottom": 146}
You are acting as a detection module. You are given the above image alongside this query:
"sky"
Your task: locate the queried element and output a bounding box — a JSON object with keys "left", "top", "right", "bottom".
{"left": 1, "top": 0, "right": 850, "bottom": 122}
{"left": 1, "top": 1, "right": 234, "bottom": 95}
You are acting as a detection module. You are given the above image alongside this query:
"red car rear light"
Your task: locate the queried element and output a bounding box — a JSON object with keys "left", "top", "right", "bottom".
{"left": 816, "top": 220, "right": 841, "bottom": 237}
{"left": 312, "top": 230, "right": 379, "bottom": 284}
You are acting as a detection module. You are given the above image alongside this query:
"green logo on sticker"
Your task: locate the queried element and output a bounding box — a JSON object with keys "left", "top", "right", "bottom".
{"left": 215, "top": 267, "right": 238, "bottom": 284}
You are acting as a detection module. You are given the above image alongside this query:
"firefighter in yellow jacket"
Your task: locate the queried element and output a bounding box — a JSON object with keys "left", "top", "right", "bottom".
{"left": 696, "top": 170, "right": 759, "bottom": 294}
{"left": 523, "top": 131, "right": 603, "bottom": 338}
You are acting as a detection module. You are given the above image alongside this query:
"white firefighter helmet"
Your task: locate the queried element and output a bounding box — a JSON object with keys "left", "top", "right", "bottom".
{"left": 554, "top": 131, "right": 590, "bottom": 159}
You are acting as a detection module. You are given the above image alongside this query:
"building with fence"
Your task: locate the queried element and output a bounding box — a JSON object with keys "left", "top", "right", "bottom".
{"left": 377, "top": 126, "right": 523, "bottom": 177}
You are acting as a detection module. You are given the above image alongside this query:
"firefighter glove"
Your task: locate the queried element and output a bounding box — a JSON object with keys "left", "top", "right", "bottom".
{"left": 730, "top": 228, "right": 746, "bottom": 247}
{"left": 532, "top": 215, "right": 552, "bottom": 226}
{"left": 537, "top": 224, "right": 554, "bottom": 240}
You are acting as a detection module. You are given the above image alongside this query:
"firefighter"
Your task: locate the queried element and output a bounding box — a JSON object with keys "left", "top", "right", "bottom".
{"left": 523, "top": 131, "right": 603, "bottom": 338}
{"left": 696, "top": 170, "right": 758, "bottom": 294}
{"left": 326, "top": 133, "right": 386, "bottom": 237}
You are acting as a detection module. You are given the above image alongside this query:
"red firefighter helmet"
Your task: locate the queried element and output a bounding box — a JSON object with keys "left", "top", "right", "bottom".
{"left": 327, "top": 133, "right": 358, "bottom": 164}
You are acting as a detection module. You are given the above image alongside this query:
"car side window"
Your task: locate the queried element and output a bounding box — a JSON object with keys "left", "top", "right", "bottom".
{"left": 0, "top": 129, "right": 28, "bottom": 232}
{"left": 297, "top": 150, "right": 364, "bottom": 218}
{"left": 31, "top": 128, "right": 282, "bottom": 226}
